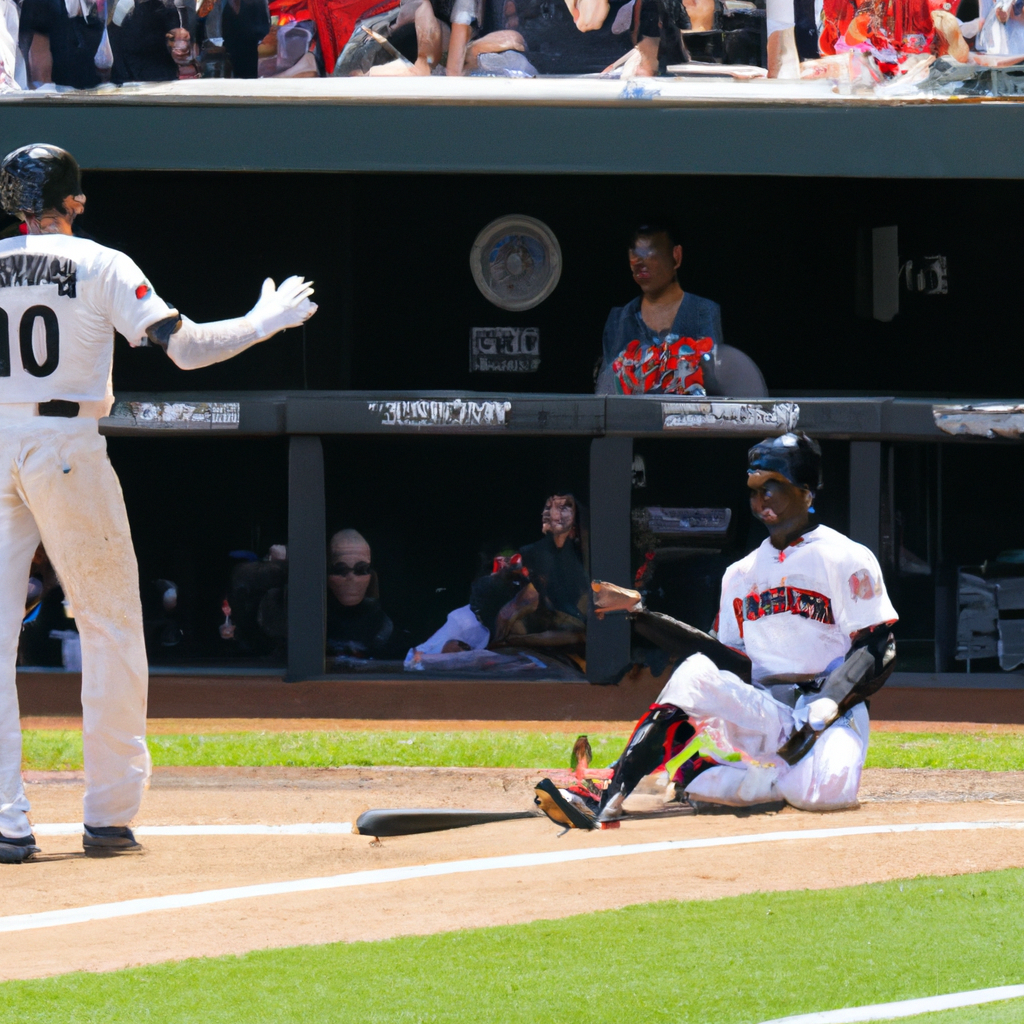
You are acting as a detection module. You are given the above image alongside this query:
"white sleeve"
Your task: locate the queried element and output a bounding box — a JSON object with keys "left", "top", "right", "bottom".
{"left": 164, "top": 315, "right": 264, "bottom": 370}
{"left": 714, "top": 565, "right": 745, "bottom": 651}
{"left": 101, "top": 251, "right": 177, "bottom": 346}
{"left": 832, "top": 544, "right": 898, "bottom": 636}
{"left": 163, "top": 275, "right": 316, "bottom": 369}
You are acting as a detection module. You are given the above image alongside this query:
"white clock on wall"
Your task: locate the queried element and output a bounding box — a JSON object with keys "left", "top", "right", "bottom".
{"left": 469, "top": 215, "right": 562, "bottom": 312}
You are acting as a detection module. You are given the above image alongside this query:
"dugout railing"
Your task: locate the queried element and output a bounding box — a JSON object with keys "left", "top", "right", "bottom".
{"left": 97, "top": 391, "right": 1024, "bottom": 690}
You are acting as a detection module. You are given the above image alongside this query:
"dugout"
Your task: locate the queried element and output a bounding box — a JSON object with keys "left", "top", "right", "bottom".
{"left": 6, "top": 87, "right": 1024, "bottom": 708}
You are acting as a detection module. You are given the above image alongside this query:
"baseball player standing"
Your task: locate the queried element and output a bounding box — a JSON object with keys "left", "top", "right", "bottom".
{"left": 0, "top": 144, "right": 316, "bottom": 861}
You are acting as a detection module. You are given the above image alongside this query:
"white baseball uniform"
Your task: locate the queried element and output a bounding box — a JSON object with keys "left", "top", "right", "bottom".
{"left": 0, "top": 233, "right": 177, "bottom": 837}
{"left": 658, "top": 525, "right": 897, "bottom": 810}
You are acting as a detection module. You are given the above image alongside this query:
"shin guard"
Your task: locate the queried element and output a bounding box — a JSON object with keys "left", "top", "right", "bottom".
{"left": 597, "top": 704, "right": 693, "bottom": 820}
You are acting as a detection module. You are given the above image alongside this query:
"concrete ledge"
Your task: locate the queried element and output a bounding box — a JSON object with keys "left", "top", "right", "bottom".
{"left": 15, "top": 672, "right": 665, "bottom": 721}
{"left": 16, "top": 671, "right": 1024, "bottom": 723}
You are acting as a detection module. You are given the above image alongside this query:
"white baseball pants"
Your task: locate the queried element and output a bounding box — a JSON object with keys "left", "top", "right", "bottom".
{"left": 658, "top": 653, "right": 869, "bottom": 811}
{"left": 0, "top": 408, "right": 149, "bottom": 837}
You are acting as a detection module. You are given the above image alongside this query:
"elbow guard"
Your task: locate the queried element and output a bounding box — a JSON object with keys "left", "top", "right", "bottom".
{"left": 777, "top": 627, "right": 895, "bottom": 766}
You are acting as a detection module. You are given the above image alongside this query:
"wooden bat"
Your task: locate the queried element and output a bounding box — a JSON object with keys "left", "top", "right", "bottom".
{"left": 354, "top": 808, "right": 539, "bottom": 838}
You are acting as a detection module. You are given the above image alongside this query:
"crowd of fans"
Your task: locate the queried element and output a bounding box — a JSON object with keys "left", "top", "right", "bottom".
{"left": 0, "top": 0, "right": 1016, "bottom": 88}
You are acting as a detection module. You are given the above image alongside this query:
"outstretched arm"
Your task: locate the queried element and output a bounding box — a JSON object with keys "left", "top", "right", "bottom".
{"left": 147, "top": 276, "right": 317, "bottom": 370}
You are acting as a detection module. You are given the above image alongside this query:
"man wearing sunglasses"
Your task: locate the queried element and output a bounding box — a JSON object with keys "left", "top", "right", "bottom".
{"left": 326, "top": 529, "right": 395, "bottom": 660}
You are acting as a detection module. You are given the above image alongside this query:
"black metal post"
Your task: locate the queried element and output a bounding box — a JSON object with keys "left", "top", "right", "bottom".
{"left": 848, "top": 441, "right": 881, "bottom": 557}
{"left": 586, "top": 436, "right": 633, "bottom": 684}
{"left": 286, "top": 435, "right": 326, "bottom": 681}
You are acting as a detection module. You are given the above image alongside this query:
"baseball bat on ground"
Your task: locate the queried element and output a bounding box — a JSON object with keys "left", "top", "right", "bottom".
{"left": 354, "top": 808, "right": 540, "bottom": 837}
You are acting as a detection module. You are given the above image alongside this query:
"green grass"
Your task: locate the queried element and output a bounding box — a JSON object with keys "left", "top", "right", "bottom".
{"left": 3, "top": 869, "right": 1023, "bottom": 1023}
{"left": 20, "top": 730, "right": 628, "bottom": 772}
{"left": 865, "top": 733, "right": 1024, "bottom": 771}
{"left": 883, "top": 1002, "right": 1024, "bottom": 1024}
{"left": 19, "top": 729, "right": 1024, "bottom": 772}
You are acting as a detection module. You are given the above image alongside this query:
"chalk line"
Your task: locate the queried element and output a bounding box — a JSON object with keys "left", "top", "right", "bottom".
{"left": 3, "top": 819, "right": 1022, "bottom": 934}
{"left": 32, "top": 823, "right": 354, "bottom": 836}
{"left": 759, "top": 983, "right": 1024, "bottom": 1022}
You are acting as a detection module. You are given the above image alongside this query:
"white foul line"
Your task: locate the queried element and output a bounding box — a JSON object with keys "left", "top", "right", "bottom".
{"left": 759, "top": 983, "right": 1024, "bottom": 1023}
{"left": 3, "top": 819, "right": 1022, "bottom": 935}
{"left": 32, "top": 823, "right": 353, "bottom": 836}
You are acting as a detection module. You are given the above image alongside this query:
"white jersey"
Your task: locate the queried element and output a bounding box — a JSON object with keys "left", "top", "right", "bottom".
{"left": 0, "top": 234, "right": 175, "bottom": 405}
{"left": 715, "top": 524, "right": 897, "bottom": 685}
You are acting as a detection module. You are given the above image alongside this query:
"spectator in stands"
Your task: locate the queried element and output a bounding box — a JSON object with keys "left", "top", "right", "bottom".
{"left": 595, "top": 219, "right": 767, "bottom": 397}
{"left": 364, "top": 0, "right": 526, "bottom": 75}
{"left": 326, "top": 529, "right": 395, "bottom": 658}
{"left": 22, "top": 0, "right": 105, "bottom": 89}
{"left": 218, "top": 0, "right": 271, "bottom": 77}
{"left": 108, "top": 0, "right": 196, "bottom": 83}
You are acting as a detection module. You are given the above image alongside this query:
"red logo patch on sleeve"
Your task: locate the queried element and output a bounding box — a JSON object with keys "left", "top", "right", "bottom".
{"left": 849, "top": 570, "right": 875, "bottom": 601}
{"left": 135, "top": 284, "right": 150, "bottom": 300}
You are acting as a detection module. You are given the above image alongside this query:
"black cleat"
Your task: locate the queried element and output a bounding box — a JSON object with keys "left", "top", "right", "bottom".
{"left": 534, "top": 779, "right": 597, "bottom": 834}
{"left": 83, "top": 825, "right": 142, "bottom": 854}
{"left": 0, "top": 832, "right": 39, "bottom": 863}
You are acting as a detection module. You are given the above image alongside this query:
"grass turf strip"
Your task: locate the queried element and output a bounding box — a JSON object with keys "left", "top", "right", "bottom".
{"left": 3, "top": 869, "right": 1023, "bottom": 1024}
{"left": 872, "top": 1003, "right": 1024, "bottom": 1024}
{"left": 18, "top": 729, "right": 1024, "bottom": 772}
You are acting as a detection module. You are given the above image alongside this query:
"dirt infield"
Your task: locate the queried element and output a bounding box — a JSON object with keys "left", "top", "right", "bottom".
{"left": 2, "top": 764, "right": 1022, "bottom": 982}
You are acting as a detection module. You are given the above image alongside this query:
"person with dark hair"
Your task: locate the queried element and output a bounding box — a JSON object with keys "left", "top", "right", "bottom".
{"left": 491, "top": 494, "right": 589, "bottom": 648}
{"left": 409, "top": 494, "right": 588, "bottom": 663}
{"left": 538, "top": 433, "right": 898, "bottom": 830}
{"left": 596, "top": 221, "right": 766, "bottom": 397}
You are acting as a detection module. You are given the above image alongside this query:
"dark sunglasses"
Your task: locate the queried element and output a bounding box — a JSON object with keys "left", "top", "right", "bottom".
{"left": 329, "top": 561, "right": 372, "bottom": 577}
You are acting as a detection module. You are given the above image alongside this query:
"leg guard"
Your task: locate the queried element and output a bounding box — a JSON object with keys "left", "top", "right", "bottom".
{"left": 597, "top": 704, "right": 692, "bottom": 821}
{"left": 777, "top": 629, "right": 895, "bottom": 766}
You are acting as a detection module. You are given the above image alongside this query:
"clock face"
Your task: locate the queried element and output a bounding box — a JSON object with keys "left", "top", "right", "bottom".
{"left": 470, "top": 215, "right": 562, "bottom": 311}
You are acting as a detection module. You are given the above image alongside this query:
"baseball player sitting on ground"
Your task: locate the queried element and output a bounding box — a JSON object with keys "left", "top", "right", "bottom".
{"left": 0, "top": 143, "right": 317, "bottom": 862}
{"left": 545, "top": 432, "right": 897, "bottom": 828}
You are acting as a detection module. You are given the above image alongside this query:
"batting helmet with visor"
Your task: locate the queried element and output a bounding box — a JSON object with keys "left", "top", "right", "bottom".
{"left": 0, "top": 144, "right": 83, "bottom": 218}
{"left": 747, "top": 432, "right": 823, "bottom": 493}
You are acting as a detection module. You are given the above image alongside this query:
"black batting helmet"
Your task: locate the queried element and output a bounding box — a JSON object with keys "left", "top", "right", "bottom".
{"left": 747, "top": 432, "right": 823, "bottom": 492}
{"left": 0, "top": 144, "right": 82, "bottom": 217}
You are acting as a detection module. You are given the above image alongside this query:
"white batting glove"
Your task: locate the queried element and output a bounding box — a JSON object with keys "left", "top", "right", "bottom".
{"left": 246, "top": 276, "right": 318, "bottom": 340}
{"left": 806, "top": 697, "right": 840, "bottom": 732}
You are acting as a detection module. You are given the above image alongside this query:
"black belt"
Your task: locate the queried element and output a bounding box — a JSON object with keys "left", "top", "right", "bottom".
{"left": 38, "top": 400, "right": 80, "bottom": 418}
